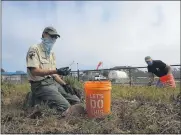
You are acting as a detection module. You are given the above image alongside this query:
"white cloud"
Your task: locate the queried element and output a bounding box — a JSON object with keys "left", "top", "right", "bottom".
{"left": 2, "top": 1, "right": 180, "bottom": 71}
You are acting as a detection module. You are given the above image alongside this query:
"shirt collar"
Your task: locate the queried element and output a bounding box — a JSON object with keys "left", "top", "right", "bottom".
{"left": 39, "top": 43, "right": 53, "bottom": 57}
{"left": 39, "top": 43, "right": 46, "bottom": 51}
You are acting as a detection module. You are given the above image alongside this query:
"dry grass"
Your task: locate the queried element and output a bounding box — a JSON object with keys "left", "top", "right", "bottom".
{"left": 1, "top": 79, "right": 181, "bottom": 134}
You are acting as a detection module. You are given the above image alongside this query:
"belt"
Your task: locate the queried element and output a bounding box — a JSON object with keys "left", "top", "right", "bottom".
{"left": 29, "top": 76, "right": 52, "bottom": 84}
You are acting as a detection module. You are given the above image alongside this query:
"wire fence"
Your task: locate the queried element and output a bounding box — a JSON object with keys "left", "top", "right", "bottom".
{"left": 69, "top": 65, "right": 181, "bottom": 86}
{"left": 1, "top": 65, "right": 180, "bottom": 86}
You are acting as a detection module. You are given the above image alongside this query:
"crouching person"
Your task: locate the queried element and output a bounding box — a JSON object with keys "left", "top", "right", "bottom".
{"left": 24, "top": 26, "right": 80, "bottom": 114}
{"left": 145, "top": 56, "right": 176, "bottom": 88}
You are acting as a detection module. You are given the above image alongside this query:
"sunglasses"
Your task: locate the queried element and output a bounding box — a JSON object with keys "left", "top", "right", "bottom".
{"left": 45, "top": 32, "right": 58, "bottom": 39}
{"left": 49, "top": 35, "right": 58, "bottom": 39}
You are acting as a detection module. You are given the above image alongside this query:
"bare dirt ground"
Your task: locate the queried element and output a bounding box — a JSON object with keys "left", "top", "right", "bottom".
{"left": 1, "top": 94, "right": 181, "bottom": 134}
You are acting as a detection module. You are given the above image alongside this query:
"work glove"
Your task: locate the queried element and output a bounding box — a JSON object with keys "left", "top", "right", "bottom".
{"left": 62, "top": 84, "right": 83, "bottom": 100}
{"left": 62, "top": 84, "right": 76, "bottom": 95}
{"left": 56, "top": 67, "right": 71, "bottom": 76}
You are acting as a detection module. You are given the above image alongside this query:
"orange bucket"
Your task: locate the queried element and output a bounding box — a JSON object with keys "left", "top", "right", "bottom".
{"left": 84, "top": 81, "right": 112, "bottom": 118}
{"left": 159, "top": 74, "right": 176, "bottom": 88}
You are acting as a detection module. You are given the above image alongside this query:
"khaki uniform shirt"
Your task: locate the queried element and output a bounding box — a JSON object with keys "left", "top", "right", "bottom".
{"left": 26, "top": 43, "right": 56, "bottom": 81}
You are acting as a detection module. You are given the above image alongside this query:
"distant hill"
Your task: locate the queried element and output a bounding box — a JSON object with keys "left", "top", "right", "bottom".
{"left": 16, "top": 71, "right": 25, "bottom": 74}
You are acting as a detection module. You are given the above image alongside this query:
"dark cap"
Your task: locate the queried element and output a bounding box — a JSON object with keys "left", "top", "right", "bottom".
{"left": 43, "top": 26, "right": 60, "bottom": 38}
{"left": 145, "top": 56, "right": 152, "bottom": 61}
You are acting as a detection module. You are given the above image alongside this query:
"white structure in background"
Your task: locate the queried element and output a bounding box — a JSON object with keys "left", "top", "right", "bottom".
{"left": 94, "top": 74, "right": 107, "bottom": 80}
{"left": 108, "top": 70, "right": 129, "bottom": 84}
{"left": 1, "top": 72, "right": 27, "bottom": 84}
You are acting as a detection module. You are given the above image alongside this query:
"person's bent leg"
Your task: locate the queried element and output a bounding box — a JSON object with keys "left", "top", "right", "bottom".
{"left": 33, "top": 84, "right": 71, "bottom": 112}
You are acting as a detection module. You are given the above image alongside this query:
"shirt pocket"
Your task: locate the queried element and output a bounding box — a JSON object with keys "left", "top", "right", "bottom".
{"left": 49, "top": 53, "right": 56, "bottom": 69}
{"left": 39, "top": 57, "right": 50, "bottom": 69}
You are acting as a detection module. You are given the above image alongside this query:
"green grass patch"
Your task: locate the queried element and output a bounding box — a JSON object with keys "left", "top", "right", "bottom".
{"left": 1, "top": 79, "right": 180, "bottom": 103}
{"left": 112, "top": 84, "right": 180, "bottom": 103}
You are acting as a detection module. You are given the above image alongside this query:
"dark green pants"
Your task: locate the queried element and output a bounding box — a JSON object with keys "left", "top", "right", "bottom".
{"left": 30, "top": 77, "right": 80, "bottom": 112}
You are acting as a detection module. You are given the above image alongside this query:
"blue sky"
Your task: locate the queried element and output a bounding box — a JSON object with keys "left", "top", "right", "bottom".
{"left": 2, "top": 1, "right": 180, "bottom": 72}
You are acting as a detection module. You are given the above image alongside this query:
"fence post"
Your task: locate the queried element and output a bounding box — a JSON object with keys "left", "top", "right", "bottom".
{"left": 21, "top": 75, "right": 22, "bottom": 84}
{"left": 10, "top": 75, "right": 11, "bottom": 84}
{"left": 129, "top": 68, "right": 132, "bottom": 86}
{"left": 77, "top": 70, "right": 80, "bottom": 81}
